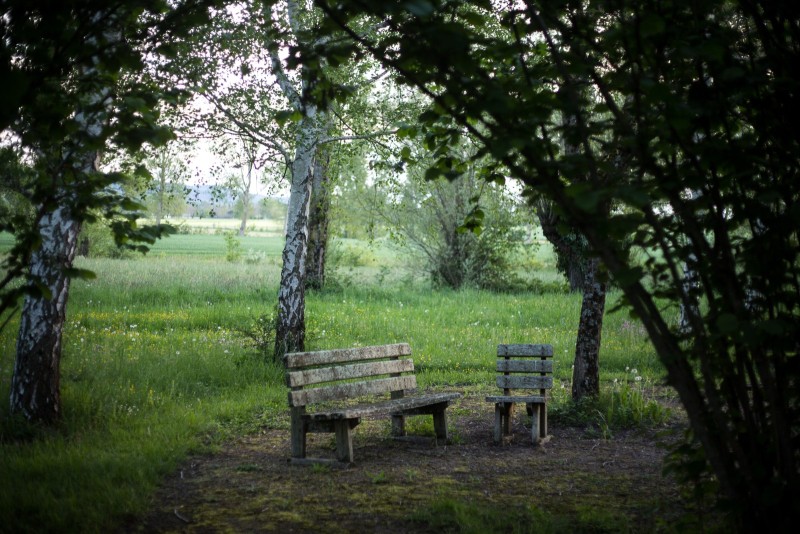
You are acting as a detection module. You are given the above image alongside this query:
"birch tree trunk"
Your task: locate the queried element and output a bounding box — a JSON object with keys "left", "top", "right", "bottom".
{"left": 9, "top": 205, "right": 85, "bottom": 422}
{"left": 238, "top": 189, "right": 251, "bottom": 236}
{"left": 306, "top": 141, "right": 331, "bottom": 290}
{"left": 678, "top": 190, "right": 701, "bottom": 335}
{"left": 274, "top": 110, "right": 319, "bottom": 356}
{"left": 272, "top": 0, "right": 326, "bottom": 357}
{"left": 156, "top": 175, "right": 165, "bottom": 227}
{"left": 10, "top": 12, "right": 111, "bottom": 420}
{"left": 536, "top": 199, "right": 586, "bottom": 292}
{"left": 571, "top": 257, "right": 606, "bottom": 399}
{"left": 557, "top": 107, "right": 607, "bottom": 399}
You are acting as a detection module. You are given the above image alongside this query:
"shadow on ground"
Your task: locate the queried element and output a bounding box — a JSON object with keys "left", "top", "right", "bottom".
{"left": 130, "top": 394, "right": 691, "bottom": 533}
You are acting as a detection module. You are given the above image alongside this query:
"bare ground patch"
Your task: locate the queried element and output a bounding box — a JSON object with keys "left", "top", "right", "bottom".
{"left": 129, "top": 394, "right": 691, "bottom": 533}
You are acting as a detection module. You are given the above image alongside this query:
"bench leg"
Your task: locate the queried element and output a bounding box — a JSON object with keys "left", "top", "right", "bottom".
{"left": 530, "top": 404, "right": 541, "bottom": 445}
{"left": 432, "top": 408, "right": 448, "bottom": 441}
{"left": 494, "top": 403, "right": 513, "bottom": 443}
{"left": 334, "top": 420, "right": 354, "bottom": 463}
{"left": 493, "top": 404, "right": 502, "bottom": 443}
{"left": 290, "top": 407, "right": 307, "bottom": 458}
{"left": 541, "top": 403, "right": 548, "bottom": 439}
{"left": 391, "top": 414, "right": 406, "bottom": 436}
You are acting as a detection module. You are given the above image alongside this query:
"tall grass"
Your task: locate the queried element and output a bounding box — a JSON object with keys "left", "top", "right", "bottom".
{"left": 0, "top": 233, "right": 666, "bottom": 532}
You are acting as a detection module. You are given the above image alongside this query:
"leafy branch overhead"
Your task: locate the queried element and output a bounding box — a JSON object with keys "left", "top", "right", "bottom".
{"left": 308, "top": 0, "right": 800, "bottom": 528}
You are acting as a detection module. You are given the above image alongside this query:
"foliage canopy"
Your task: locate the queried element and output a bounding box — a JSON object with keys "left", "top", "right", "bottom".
{"left": 308, "top": 0, "right": 800, "bottom": 528}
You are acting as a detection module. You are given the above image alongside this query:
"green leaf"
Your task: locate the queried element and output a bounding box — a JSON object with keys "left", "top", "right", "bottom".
{"left": 275, "top": 110, "right": 303, "bottom": 126}
{"left": 640, "top": 14, "right": 665, "bottom": 37}
{"left": 715, "top": 314, "right": 738, "bottom": 335}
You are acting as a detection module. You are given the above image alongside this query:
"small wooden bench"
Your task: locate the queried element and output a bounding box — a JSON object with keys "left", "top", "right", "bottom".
{"left": 284, "top": 343, "right": 461, "bottom": 464}
{"left": 486, "top": 343, "right": 554, "bottom": 445}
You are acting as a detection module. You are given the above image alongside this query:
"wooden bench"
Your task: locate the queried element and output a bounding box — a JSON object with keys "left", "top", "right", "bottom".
{"left": 485, "top": 344, "right": 554, "bottom": 445}
{"left": 284, "top": 343, "right": 461, "bottom": 464}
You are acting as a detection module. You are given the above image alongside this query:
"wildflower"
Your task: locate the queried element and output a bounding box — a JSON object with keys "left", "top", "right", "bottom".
{"left": 635, "top": 376, "right": 642, "bottom": 382}
{"left": 176, "top": 351, "right": 180, "bottom": 355}
{"left": 631, "top": 368, "right": 638, "bottom": 375}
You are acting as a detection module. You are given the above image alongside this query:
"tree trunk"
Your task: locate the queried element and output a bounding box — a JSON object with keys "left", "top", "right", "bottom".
{"left": 275, "top": 111, "right": 319, "bottom": 358}
{"left": 536, "top": 200, "right": 585, "bottom": 292}
{"left": 10, "top": 9, "right": 112, "bottom": 423}
{"left": 10, "top": 206, "right": 82, "bottom": 422}
{"left": 678, "top": 190, "right": 701, "bottom": 335}
{"left": 571, "top": 257, "right": 606, "bottom": 399}
{"left": 156, "top": 174, "right": 165, "bottom": 228}
{"left": 306, "top": 141, "right": 331, "bottom": 290}
{"left": 238, "top": 190, "right": 250, "bottom": 237}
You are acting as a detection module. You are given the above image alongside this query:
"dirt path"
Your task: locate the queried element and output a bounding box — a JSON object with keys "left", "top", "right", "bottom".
{"left": 132, "top": 396, "right": 689, "bottom": 533}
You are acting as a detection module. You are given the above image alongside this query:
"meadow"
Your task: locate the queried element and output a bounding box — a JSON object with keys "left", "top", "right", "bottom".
{"left": 0, "top": 228, "right": 671, "bottom": 532}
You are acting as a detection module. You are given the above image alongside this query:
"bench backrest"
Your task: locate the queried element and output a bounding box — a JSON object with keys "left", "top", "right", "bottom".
{"left": 495, "top": 344, "right": 554, "bottom": 395}
{"left": 284, "top": 343, "right": 416, "bottom": 408}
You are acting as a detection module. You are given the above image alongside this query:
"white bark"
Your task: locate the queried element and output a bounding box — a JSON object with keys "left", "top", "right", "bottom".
{"left": 679, "top": 189, "right": 702, "bottom": 335}
{"left": 10, "top": 10, "right": 114, "bottom": 422}
{"left": 10, "top": 207, "right": 83, "bottom": 421}
{"left": 275, "top": 108, "right": 323, "bottom": 355}
{"left": 272, "top": 0, "right": 327, "bottom": 356}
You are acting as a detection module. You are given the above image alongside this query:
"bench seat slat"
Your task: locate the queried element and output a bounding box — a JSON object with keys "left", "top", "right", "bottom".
{"left": 287, "top": 359, "right": 414, "bottom": 387}
{"left": 285, "top": 343, "right": 411, "bottom": 368}
{"left": 304, "top": 392, "right": 461, "bottom": 421}
{"left": 496, "top": 359, "right": 553, "bottom": 373}
{"left": 289, "top": 375, "right": 417, "bottom": 406}
{"left": 496, "top": 375, "right": 553, "bottom": 390}
{"left": 497, "top": 344, "right": 553, "bottom": 357}
{"left": 485, "top": 395, "right": 546, "bottom": 404}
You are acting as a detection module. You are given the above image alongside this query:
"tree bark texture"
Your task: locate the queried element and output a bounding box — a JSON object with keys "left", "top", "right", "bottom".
{"left": 10, "top": 207, "right": 83, "bottom": 422}
{"left": 10, "top": 9, "right": 112, "bottom": 422}
{"left": 306, "top": 141, "right": 331, "bottom": 290}
{"left": 275, "top": 112, "right": 319, "bottom": 358}
{"left": 536, "top": 200, "right": 586, "bottom": 292}
{"left": 238, "top": 189, "right": 251, "bottom": 237}
{"left": 571, "top": 257, "right": 606, "bottom": 399}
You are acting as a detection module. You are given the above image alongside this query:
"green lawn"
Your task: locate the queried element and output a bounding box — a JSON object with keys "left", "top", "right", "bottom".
{"left": 147, "top": 232, "right": 285, "bottom": 257}
{"left": 0, "top": 232, "right": 669, "bottom": 532}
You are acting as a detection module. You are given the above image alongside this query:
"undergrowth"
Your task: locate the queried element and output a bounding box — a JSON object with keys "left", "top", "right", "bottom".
{"left": 0, "top": 239, "right": 669, "bottom": 532}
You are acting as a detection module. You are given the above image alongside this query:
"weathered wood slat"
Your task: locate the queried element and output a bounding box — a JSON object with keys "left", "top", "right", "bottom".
{"left": 485, "top": 395, "right": 547, "bottom": 404}
{"left": 289, "top": 375, "right": 417, "bottom": 406}
{"left": 287, "top": 358, "right": 414, "bottom": 387}
{"left": 303, "top": 392, "right": 461, "bottom": 420}
{"left": 496, "top": 375, "right": 553, "bottom": 390}
{"left": 496, "top": 359, "right": 553, "bottom": 373}
{"left": 497, "top": 344, "right": 553, "bottom": 357}
{"left": 284, "top": 343, "right": 411, "bottom": 369}
{"left": 286, "top": 342, "right": 461, "bottom": 463}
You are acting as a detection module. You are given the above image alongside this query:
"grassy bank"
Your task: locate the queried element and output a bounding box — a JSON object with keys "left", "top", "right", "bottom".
{"left": 0, "top": 233, "right": 670, "bottom": 532}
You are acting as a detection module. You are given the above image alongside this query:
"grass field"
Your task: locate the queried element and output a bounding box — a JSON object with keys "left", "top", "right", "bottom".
{"left": 149, "top": 216, "right": 285, "bottom": 237}
{"left": 0, "top": 228, "right": 671, "bottom": 532}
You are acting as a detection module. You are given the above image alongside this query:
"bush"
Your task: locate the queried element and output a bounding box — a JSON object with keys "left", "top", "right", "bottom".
{"left": 223, "top": 232, "right": 242, "bottom": 262}
{"left": 78, "top": 220, "right": 135, "bottom": 259}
